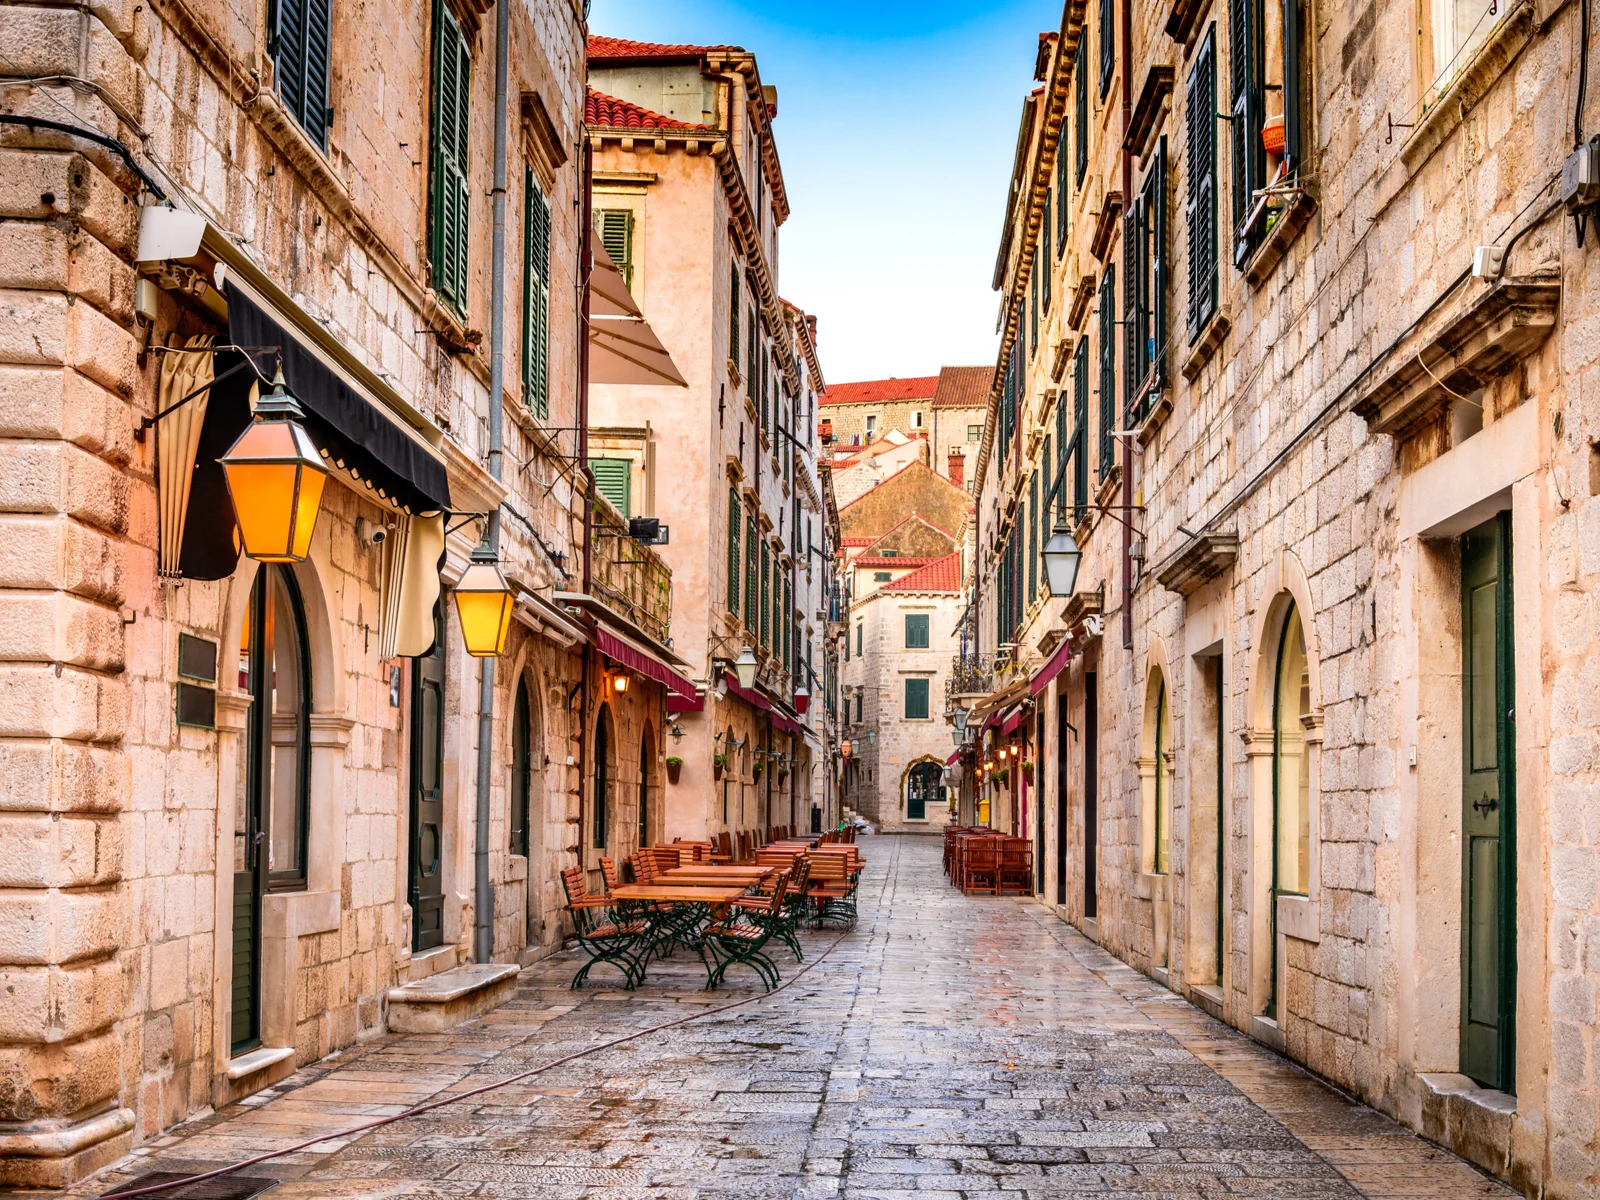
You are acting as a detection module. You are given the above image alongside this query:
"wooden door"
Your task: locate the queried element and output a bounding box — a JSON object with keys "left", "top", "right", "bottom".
{"left": 1461, "top": 513, "right": 1516, "bottom": 1092}
{"left": 231, "top": 570, "right": 270, "bottom": 1054}
{"left": 1055, "top": 698, "right": 1069, "bottom": 905}
{"left": 409, "top": 615, "right": 446, "bottom": 952}
{"left": 1084, "top": 672, "right": 1098, "bottom": 919}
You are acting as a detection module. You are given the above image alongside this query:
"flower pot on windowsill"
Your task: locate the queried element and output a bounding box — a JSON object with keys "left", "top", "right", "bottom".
{"left": 666, "top": 757, "right": 683, "bottom": 785}
{"left": 1261, "top": 119, "right": 1285, "bottom": 155}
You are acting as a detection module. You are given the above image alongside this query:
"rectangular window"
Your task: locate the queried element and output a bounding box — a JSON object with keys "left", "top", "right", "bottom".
{"left": 596, "top": 209, "right": 635, "bottom": 289}
{"left": 874, "top": 571, "right": 892, "bottom": 582}
{"left": 1098, "top": 270, "right": 1116, "bottom": 481}
{"left": 269, "top": 0, "right": 331, "bottom": 147}
{"left": 429, "top": 0, "right": 471, "bottom": 315}
{"left": 1099, "top": 0, "right": 1115, "bottom": 97}
{"left": 1056, "top": 126, "right": 1070, "bottom": 255}
{"left": 855, "top": 623, "right": 863, "bottom": 656}
{"left": 759, "top": 543, "right": 771, "bottom": 650}
{"left": 905, "top": 677, "right": 930, "bottom": 720}
{"left": 1075, "top": 38, "right": 1089, "bottom": 185}
{"left": 746, "top": 307, "right": 758, "bottom": 405}
{"left": 744, "top": 516, "right": 759, "bottom": 629}
{"left": 783, "top": 578, "right": 792, "bottom": 671}
{"left": 1028, "top": 474, "right": 1038, "bottom": 599}
{"left": 1230, "top": 0, "right": 1301, "bottom": 265}
{"left": 1126, "top": 136, "right": 1167, "bottom": 426}
{"left": 1074, "top": 340, "right": 1090, "bottom": 509}
{"left": 865, "top": 415, "right": 877, "bottom": 438}
{"left": 1030, "top": 253, "right": 1040, "bottom": 346}
{"left": 588, "top": 458, "right": 631, "bottom": 517}
{"left": 729, "top": 258, "right": 741, "bottom": 371}
{"left": 912, "top": 410, "right": 925, "bottom": 428}
{"left": 968, "top": 424, "right": 982, "bottom": 442}
{"left": 727, "top": 488, "right": 742, "bottom": 613}
{"left": 855, "top": 691, "right": 863, "bottom": 723}
{"left": 1041, "top": 221, "right": 1052, "bottom": 313}
{"left": 522, "top": 169, "right": 550, "bottom": 419}
{"left": 1186, "top": 28, "right": 1219, "bottom": 341}
{"left": 1055, "top": 393, "right": 1068, "bottom": 519}
{"left": 1042, "top": 433, "right": 1054, "bottom": 527}
{"left": 904, "top": 613, "right": 930, "bottom": 648}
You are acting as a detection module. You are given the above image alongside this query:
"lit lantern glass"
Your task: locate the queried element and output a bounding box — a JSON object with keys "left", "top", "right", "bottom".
{"left": 454, "top": 541, "right": 513, "bottom": 657}
{"left": 218, "top": 366, "right": 329, "bottom": 563}
{"left": 1042, "top": 520, "right": 1084, "bottom": 598}
{"left": 612, "top": 672, "right": 630, "bottom": 694}
{"left": 734, "top": 646, "right": 759, "bottom": 691}
{"left": 794, "top": 686, "right": 810, "bottom": 714}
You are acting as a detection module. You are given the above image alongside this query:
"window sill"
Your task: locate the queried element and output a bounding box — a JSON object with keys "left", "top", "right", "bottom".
{"left": 1277, "top": 892, "right": 1320, "bottom": 943}
{"left": 1242, "top": 186, "right": 1317, "bottom": 289}
{"left": 1181, "top": 309, "right": 1231, "bottom": 381}
{"left": 1095, "top": 466, "right": 1122, "bottom": 508}
{"left": 1133, "top": 387, "right": 1173, "bottom": 449}
{"left": 727, "top": 358, "right": 743, "bottom": 390}
{"left": 1400, "top": 0, "right": 1538, "bottom": 175}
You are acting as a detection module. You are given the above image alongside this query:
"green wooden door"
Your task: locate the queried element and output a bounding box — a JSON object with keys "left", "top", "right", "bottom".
{"left": 1461, "top": 512, "right": 1516, "bottom": 1092}
{"left": 409, "top": 611, "right": 446, "bottom": 952}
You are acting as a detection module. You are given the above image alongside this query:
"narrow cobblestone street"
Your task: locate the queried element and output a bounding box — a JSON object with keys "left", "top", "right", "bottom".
{"left": 69, "top": 838, "right": 1514, "bottom": 1199}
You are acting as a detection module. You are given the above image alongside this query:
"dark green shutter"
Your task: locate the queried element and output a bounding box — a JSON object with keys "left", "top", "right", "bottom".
{"left": 746, "top": 308, "right": 758, "bottom": 405}
{"left": 1187, "top": 29, "right": 1218, "bottom": 341}
{"left": 1028, "top": 475, "right": 1038, "bottom": 599}
{"left": 1099, "top": 0, "right": 1115, "bottom": 95}
{"left": 904, "top": 614, "right": 929, "bottom": 648}
{"left": 905, "top": 678, "right": 930, "bottom": 721}
{"left": 727, "top": 489, "right": 741, "bottom": 612}
{"left": 1124, "top": 205, "right": 1140, "bottom": 424}
{"left": 1151, "top": 136, "right": 1167, "bottom": 390}
{"left": 1075, "top": 39, "right": 1089, "bottom": 184}
{"left": 597, "top": 210, "right": 634, "bottom": 288}
{"left": 1073, "top": 341, "right": 1090, "bottom": 508}
{"left": 1282, "top": 0, "right": 1302, "bottom": 164}
{"left": 1098, "top": 271, "right": 1116, "bottom": 480}
{"left": 429, "top": 2, "right": 470, "bottom": 314}
{"left": 1042, "top": 208, "right": 1053, "bottom": 312}
{"left": 523, "top": 168, "right": 550, "bottom": 419}
{"left": 1055, "top": 394, "right": 1068, "bottom": 519}
{"left": 745, "top": 517, "right": 758, "bottom": 628}
{"left": 759, "top": 544, "right": 770, "bottom": 650}
{"left": 270, "top": 0, "right": 331, "bottom": 146}
{"left": 729, "top": 260, "right": 741, "bottom": 371}
{"left": 589, "top": 457, "right": 631, "bottom": 517}
{"left": 1230, "top": 0, "right": 1264, "bottom": 265}
{"left": 1057, "top": 125, "right": 1071, "bottom": 253}
{"left": 1031, "top": 255, "right": 1040, "bottom": 346}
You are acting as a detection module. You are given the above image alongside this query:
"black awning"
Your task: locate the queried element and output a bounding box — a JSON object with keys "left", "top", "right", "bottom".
{"left": 227, "top": 286, "right": 452, "bottom": 515}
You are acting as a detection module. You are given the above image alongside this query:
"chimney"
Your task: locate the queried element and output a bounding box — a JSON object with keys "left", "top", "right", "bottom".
{"left": 947, "top": 452, "right": 965, "bottom": 488}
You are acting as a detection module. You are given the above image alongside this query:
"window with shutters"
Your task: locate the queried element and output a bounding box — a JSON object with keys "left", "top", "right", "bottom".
{"left": 729, "top": 259, "right": 741, "bottom": 372}
{"left": 522, "top": 168, "right": 550, "bottom": 419}
{"left": 855, "top": 623, "right": 863, "bottom": 657}
{"left": 1097, "top": 269, "right": 1116, "bottom": 481}
{"left": 744, "top": 516, "right": 759, "bottom": 629}
{"left": 1231, "top": 0, "right": 1304, "bottom": 267}
{"left": 759, "top": 543, "right": 771, "bottom": 650}
{"left": 1075, "top": 39, "right": 1089, "bottom": 185}
{"left": 1099, "top": 0, "right": 1115, "bottom": 97}
{"left": 1028, "top": 475, "right": 1038, "bottom": 599}
{"left": 1125, "top": 137, "right": 1167, "bottom": 427}
{"left": 589, "top": 458, "right": 631, "bottom": 517}
{"left": 905, "top": 678, "right": 931, "bottom": 721}
{"left": 727, "top": 488, "right": 741, "bottom": 614}
{"left": 746, "top": 308, "right": 757, "bottom": 405}
{"left": 1073, "top": 341, "right": 1090, "bottom": 509}
{"left": 1043, "top": 433, "right": 1054, "bottom": 526}
{"left": 596, "top": 209, "right": 635, "bottom": 289}
{"left": 782, "top": 578, "right": 792, "bottom": 670}
{"left": 428, "top": 1, "right": 471, "bottom": 315}
{"left": 1056, "top": 127, "right": 1070, "bottom": 255}
{"left": 968, "top": 424, "right": 982, "bottom": 441}
{"left": 1030, "top": 255, "right": 1040, "bottom": 346}
{"left": 1186, "top": 28, "right": 1219, "bottom": 341}
{"left": 269, "top": 0, "right": 331, "bottom": 147}
{"left": 904, "top": 613, "right": 930, "bottom": 648}
{"left": 1042, "top": 219, "right": 1052, "bottom": 313}
{"left": 1042, "top": 192, "right": 1053, "bottom": 275}
{"left": 1055, "top": 394, "right": 1068, "bottom": 518}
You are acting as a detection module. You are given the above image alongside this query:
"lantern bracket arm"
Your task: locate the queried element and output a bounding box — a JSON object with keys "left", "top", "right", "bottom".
{"left": 442, "top": 510, "right": 492, "bottom": 538}
{"left": 133, "top": 347, "right": 280, "bottom": 442}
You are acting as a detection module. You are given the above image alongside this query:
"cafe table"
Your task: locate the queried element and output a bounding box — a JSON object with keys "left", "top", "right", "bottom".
{"left": 659, "top": 865, "right": 776, "bottom": 886}
{"left": 606, "top": 884, "right": 750, "bottom": 983}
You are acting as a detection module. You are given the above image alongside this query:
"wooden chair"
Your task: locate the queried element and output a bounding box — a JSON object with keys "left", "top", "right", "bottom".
{"left": 999, "top": 839, "right": 1033, "bottom": 896}
{"left": 704, "top": 872, "right": 790, "bottom": 991}
{"left": 599, "top": 856, "right": 621, "bottom": 895}
{"left": 806, "top": 853, "right": 855, "bottom": 926}
{"left": 560, "top": 867, "right": 646, "bottom": 989}
{"left": 962, "top": 841, "right": 1001, "bottom": 896}
{"left": 630, "top": 849, "right": 660, "bottom": 884}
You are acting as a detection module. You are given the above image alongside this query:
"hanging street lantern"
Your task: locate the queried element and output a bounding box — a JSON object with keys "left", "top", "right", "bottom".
{"left": 611, "top": 672, "right": 630, "bottom": 695}
{"left": 218, "top": 364, "right": 329, "bottom": 563}
{"left": 841, "top": 738, "right": 851, "bottom": 759}
{"left": 734, "top": 646, "right": 759, "bottom": 691}
{"left": 1041, "top": 519, "right": 1084, "bottom": 598}
{"left": 794, "top": 685, "right": 810, "bottom": 714}
{"left": 454, "top": 539, "right": 514, "bottom": 657}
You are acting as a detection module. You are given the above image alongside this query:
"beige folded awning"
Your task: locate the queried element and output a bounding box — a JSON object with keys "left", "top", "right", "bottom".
{"left": 587, "top": 230, "right": 687, "bottom": 387}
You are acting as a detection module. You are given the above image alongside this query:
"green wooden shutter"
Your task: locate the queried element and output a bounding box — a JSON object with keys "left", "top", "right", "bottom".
{"left": 1073, "top": 341, "right": 1090, "bottom": 508}
{"left": 746, "top": 309, "right": 757, "bottom": 405}
{"left": 522, "top": 168, "right": 550, "bottom": 419}
{"left": 1230, "top": 0, "right": 1264, "bottom": 265}
{"left": 1056, "top": 126, "right": 1070, "bottom": 254}
{"left": 783, "top": 578, "right": 792, "bottom": 670}
{"left": 1042, "top": 210, "right": 1053, "bottom": 312}
{"left": 597, "top": 209, "right": 634, "bottom": 288}
{"left": 1075, "top": 39, "right": 1089, "bottom": 184}
{"left": 905, "top": 678, "right": 930, "bottom": 721}
{"left": 1028, "top": 475, "right": 1038, "bottom": 599}
{"left": 1186, "top": 29, "right": 1218, "bottom": 341}
{"left": 1055, "top": 393, "right": 1068, "bottom": 519}
{"left": 759, "top": 544, "right": 771, "bottom": 650}
{"left": 270, "top": 0, "right": 330, "bottom": 146}
{"left": 1098, "top": 271, "right": 1116, "bottom": 480}
{"left": 727, "top": 489, "right": 741, "bottom": 612}
{"left": 1030, "top": 254, "right": 1040, "bottom": 346}
{"left": 430, "top": 2, "right": 470, "bottom": 315}
{"left": 1099, "top": 0, "right": 1115, "bottom": 96}
{"left": 729, "top": 260, "right": 741, "bottom": 371}
{"left": 588, "top": 457, "right": 631, "bottom": 517}
{"left": 1282, "top": 0, "right": 1302, "bottom": 165}
{"left": 904, "top": 614, "right": 929, "bottom": 648}
{"left": 1151, "top": 136, "right": 1168, "bottom": 390}
{"left": 744, "top": 517, "right": 758, "bottom": 628}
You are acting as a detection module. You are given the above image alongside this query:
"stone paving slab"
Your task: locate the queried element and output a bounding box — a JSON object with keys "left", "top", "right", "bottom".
{"left": 48, "top": 835, "right": 1516, "bottom": 1199}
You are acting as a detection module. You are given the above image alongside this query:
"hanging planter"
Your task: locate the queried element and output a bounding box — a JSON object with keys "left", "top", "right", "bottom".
{"left": 776, "top": 766, "right": 789, "bottom": 782}
{"left": 1261, "top": 118, "right": 1285, "bottom": 155}
{"left": 752, "top": 761, "right": 764, "bottom": 781}
{"left": 666, "top": 756, "right": 683, "bottom": 785}
{"left": 993, "top": 767, "right": 1010, "bottom": 785}
{"left": 713, "top": 753, "right": 727, "bottom": 780}
{"left": 1020, "top": 759, "right": 1035, "bottom": 783}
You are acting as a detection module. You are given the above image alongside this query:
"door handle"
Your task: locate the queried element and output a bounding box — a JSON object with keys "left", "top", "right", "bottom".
{"left": 1472, "top": 796, "right": 1498, "bottom": 816}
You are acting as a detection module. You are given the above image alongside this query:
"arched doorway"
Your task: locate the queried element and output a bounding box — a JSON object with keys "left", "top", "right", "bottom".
{"left": 593, "top": 705, "right": 613, "bottom": 850}
{"left": 510, "top": 676, "right": 541, "bottom": 943}
{"left": 1269, "top": 601, "right": 1310, "bottom": 1019}
{"left": 234, "top": 565, "right": 311, "bottom": 1054}
{"left": 906, "top": 761, "right": 941, "bottom": 821}
{"left": 638, "top": 724, "right": 654, "bottom": 849}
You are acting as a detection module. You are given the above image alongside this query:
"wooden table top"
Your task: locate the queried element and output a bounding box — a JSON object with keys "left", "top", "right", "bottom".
{"left": 608, "top": 884, "right": 749, "bottom": 902}
{"left": 661, "top": 865, "right": 773, "bottom": 881}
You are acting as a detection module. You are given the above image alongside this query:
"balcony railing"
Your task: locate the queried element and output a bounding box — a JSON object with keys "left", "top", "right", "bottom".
{"left": 945, "top": 653, "right": 996, "bottom": 708}
{"left": 590, "top": 503, "right": 672, "bottom": 644}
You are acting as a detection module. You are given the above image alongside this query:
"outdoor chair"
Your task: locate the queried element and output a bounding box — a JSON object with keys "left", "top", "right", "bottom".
{"left": 999, "top": 839, "right": 1033, "bottom": 896}
{"left": 599, "top": 856, "right": 621, "bottom": 894}
{"left": 963, "top": 842, "right": 1001, "bottom": 896}
{"left": 560, "top": 867, "right": 646, "bottom": 989}
{"left": 704, "top": 871, "right": 790, "bottom": 991}
{"left": 806, "top": 852, "right": 855, "bottom": 926}
{"left": 711, "top": 831, "right": 734, "bottom": 863}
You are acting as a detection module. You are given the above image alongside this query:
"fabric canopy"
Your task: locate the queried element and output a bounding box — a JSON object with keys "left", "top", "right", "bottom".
{"left": 1030, "top": 637, "right": 1073, "bottom": 696}
{"left": 668, "top": 692, "right": 705, "bottom": 714}
{"left": 1000, "top": 705, "right": 1025, "bottom": 736}
{"left": 588, "top": 232, "right": 688, "bottom": 387}
{"left": 945, "top": 749, "right": 962, "bottom": 765}
{"left": 595, "top": 626, "right": 697, "bottom": 700}
{"left": 589, "top": 229, "right": 642, "bottom": 318}
{"left": 228, "top": 284, "right": 451, "bottom": 516}
{"left": 769, "top": 712, "right": 801, "bottom": 736}
{"left": 722, "top": 672, "right": 772, "bottom": 712}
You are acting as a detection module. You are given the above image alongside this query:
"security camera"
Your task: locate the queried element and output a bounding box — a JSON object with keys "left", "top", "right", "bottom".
{"left": 356, "top": 517, "right": 388, "bottom": 553}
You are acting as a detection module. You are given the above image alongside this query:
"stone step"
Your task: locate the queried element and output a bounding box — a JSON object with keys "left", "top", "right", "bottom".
{"left": 384, "top": 962, "right": 521, "bottom": 1033}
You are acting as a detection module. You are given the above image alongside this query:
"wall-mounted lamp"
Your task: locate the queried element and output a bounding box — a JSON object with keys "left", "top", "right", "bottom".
{"left": 454, "top": 539, "right": 514, "bottom": 657}
{"left": 218, "top": 364, "right": 329, "bottom": 564}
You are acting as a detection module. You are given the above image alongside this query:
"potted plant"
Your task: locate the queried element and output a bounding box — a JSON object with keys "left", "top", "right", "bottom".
{"left": 776, "top": 766, "right": 788, "bottom": 782}
{"left": 1020, "top": 759, "right": 1035, "bottom": 783}
{"left": 666, "top": 756, "right": 683, "bottom": 784}
{"left": 713, "top": 753, "right": 727, "bottom": 780}
{"left": 994, "top": 766, "right": 1010, "bottom": 785}
{"left": 752, "top": 760, "right": 764, "bottom": 781}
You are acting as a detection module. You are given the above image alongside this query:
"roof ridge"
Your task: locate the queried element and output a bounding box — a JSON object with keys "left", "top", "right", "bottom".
{"left": 585, "top": 87, "right": 715, "bottom": 133}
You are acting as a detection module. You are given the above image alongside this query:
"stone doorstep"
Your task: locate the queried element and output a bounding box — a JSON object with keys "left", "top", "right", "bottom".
{"left": 384, "top": 963, "right": 522, "bottom": 1034}
{"left": 0, "top": 1105, "right": 135, "bottom": 1190}
{"left": 1417, "top": 1072, "right": 1517, "bottom": 1177}
{"left": 224, "top": 1044, "right": 298, "bottom": 1106}
{"left": 398, "top": 941, "right": 460, "bottom": 985}
{"left": 1190, "top": 982, "right": 1225, "bottom": 1021}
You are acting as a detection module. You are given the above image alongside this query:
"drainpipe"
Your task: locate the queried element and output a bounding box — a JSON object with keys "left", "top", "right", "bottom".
{"left": 473, "top": 0, "right": 511, "bottom": 964}
{"left": 1120, "top": 0, "right": 1135, "bottom": 652}
{"left": 576, "top": 139, "right": 594, "bottom": 859}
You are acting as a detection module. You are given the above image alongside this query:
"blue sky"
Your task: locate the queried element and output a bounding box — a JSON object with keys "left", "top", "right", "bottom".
{"left": 587, "top": 0, "right": 1048, "bottom": 387}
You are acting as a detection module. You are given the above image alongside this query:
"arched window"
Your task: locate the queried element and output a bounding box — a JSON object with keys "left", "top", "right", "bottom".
{"left": 1154, "top": 676, "right": 1170, "bottom": 874}
{"left": 510, "top": 678, "right": 532, "bottom": 857}
{"left": 639, "top": 725, "right": 654, "bottom": 847}
{"left": 907, "top": 762, "right": 941, "bottom": 820}
{"left": 1273, "top": 603, "right": 1311, "bottom": 896}
{"left": 594, "top": 705, "right": 613, "bottom": 850}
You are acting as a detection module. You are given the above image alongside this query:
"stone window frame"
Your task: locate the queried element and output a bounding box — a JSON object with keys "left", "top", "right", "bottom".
{"left": 1135, "top": 639, "right": 1177, "bottom": 971}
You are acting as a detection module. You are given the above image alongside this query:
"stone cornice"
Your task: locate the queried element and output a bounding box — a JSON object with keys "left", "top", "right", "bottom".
{"left": 1155, "top": 531, "right": 1239, "bottom": 596}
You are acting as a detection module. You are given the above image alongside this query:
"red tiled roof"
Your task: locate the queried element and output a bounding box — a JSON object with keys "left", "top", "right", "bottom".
{"left": 840, "top": 537, "right": 875, "bottom": 547}
{"left": 588, "top": 35, "right": 736, "bottom": 62}
{"left": 853, "top": 556, "right": 940, "bottom": 569}
{"left": 882, "top": 552, "right": 962, "bottom": 592}
{"left": 820, "top": 376, "right": 939, "bottom": 407}
{"left": 932, "top": 365, "right": 994, "bottom": 409}
{"left": 585, "top": 89, "right": 714, "bottom": 132}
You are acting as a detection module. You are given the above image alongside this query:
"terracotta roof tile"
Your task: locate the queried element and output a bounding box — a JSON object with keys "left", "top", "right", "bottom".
{"left": 932, "top": 365, "right": 994, "bottom": 409}
{"left": 587, "top": 35, "right": 735, "bottom": 62}
{"left": 585, "top": 89, "right": 714, "bottom": 132}
{"left": 853, "top": 556, "right": 941, "bottom": 569}
{"left": 820, "top": 376, "right": 939, "bottom": 407}
{"left": 882, "top": 552, "right": 962, "bottom": 592}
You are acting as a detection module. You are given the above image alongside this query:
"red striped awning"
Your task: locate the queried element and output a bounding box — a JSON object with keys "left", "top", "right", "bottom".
{"left": 723, "top": 672, "right": 773, "bottom": 712}
{"left": 769, "top": 712, "right": 801, "bottom": 736}
{"left": 1000, "top": 706, "right": 1023, "bottom": 736}
{"left": 595, "top": 626, "right": 697, "bottom": 700}
{"left": 945, "top": 748, "right": 961, "bottom": 765}
{"left": 1030, "top": 637, "right": 1072, "bottom": 696}
{"left": 668, "top": 692, "right": 704, "bottom": 713}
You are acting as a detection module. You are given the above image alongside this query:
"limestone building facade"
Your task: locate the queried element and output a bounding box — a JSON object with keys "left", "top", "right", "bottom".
{"left": 820, "top": 366, "right": 990, "bottom": 490}
{"left": 964, "top": 0, "right": 1600, "bottom": 1193}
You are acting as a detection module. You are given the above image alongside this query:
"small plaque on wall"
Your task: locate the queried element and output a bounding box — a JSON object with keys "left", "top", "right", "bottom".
{"left": 176, "top": 681, "right": 217, "bottom": 729}
{"left": 177, "top": 634, "right": 218, "bottom": 683}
